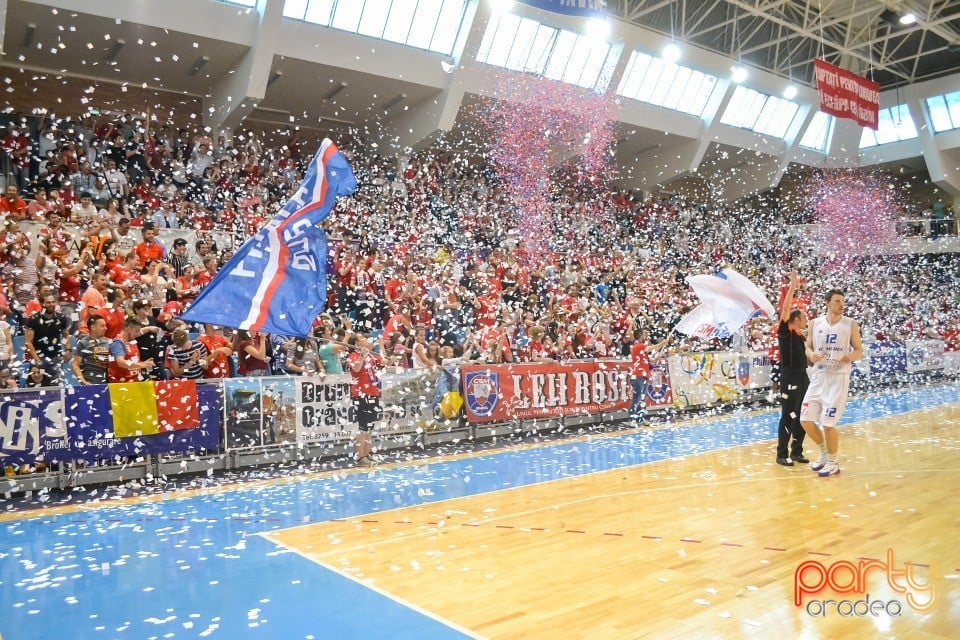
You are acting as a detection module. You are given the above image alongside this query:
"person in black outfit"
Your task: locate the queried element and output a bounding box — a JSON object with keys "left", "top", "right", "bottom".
{"left": 776, "top": 270, "right": 809, "bottom": 466}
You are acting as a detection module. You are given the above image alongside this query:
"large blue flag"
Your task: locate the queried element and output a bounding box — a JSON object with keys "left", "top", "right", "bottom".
{"left": 181, "top": 139, "right": 357, "bottom": 337}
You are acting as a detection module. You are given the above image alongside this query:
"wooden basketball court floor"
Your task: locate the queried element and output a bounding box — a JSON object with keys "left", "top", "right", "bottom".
{"left": 2, "top": 382, "right": 958, "bottom": 640}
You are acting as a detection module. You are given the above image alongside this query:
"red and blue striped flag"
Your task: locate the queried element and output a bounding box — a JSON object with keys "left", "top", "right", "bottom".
{"left": 181, "top": 139, "right": 357, "bottom": 336}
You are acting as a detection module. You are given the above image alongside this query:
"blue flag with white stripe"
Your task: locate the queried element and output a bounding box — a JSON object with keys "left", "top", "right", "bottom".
{"left": 181, "top": 139, "right": 357, "bottom": 337}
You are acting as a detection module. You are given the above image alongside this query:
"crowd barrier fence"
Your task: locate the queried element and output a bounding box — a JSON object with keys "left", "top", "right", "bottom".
{"left": 2, "top": 341, "right": 956, "bottom": 493}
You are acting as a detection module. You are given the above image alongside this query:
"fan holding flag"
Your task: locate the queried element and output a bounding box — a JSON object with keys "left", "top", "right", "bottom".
{"left": 181, "top": 139, "right": 358, "bottom": 337}
{"left": 674, "top": 268, "right": 777, "bottom": 341}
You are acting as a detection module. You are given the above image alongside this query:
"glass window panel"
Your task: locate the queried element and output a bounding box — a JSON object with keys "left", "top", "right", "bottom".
{"left": 383, "top": 0, "right": 416, "bottom": 43}
{"left": 860, "top": 127, "right": 878, "bottom": 148}
{"left": 304, "top": 0, "right": 334, "bottom": 25}
{"left": 283, "top": 0, "right": 309, "bottom": 19}
{"left": 649, "top": 61, "right": 678, "bottom": 105}
{"left": 947, "top": 91, "right": 960, "bottom": 130}
{"left": 430, "top": 0, "right": 467, "bottom": 55}
{"left": 576, "top": 41, "right": 609, "bottom": 89}
{"left": 637, "top": 56, "right": 664, "bottom": 99}
{"left": 690, "top": 75, "right": 716, "bottom": 116}
{"left": 753, "top": 99, "right": 778, "bottom": 135}
{"left": 757, "top": 98, "right": 797, "bottom": 137}
{"left": 927, "top": 96, "right": 951, "bottom": 132}
{"left": 482, "top": 14, "right": 521, "bottom": 67}
{"left": 675, "top": 72, "right": 706, "bottom": 115}
{"left": 616, "top": 51, "right": 647, "bottom": 98}
{"left": 544, "top": 30, "right": 577, "bottom": 80}
{"left": 874, "top": 109, "right": 898, "bottom": 144}
{"left": 560, "top": 35, "right": 591, "bottom": 85}
{"left": 505, "top": 19, "right": 539, "bottom": 71}
{"left": 799, "top": 112, "right": 833, "bottom": 152}
{"left": 331, "top": 0, "right": 363, "bottom": 31}
{"left": 357, "top": 0, "right": 391, "bottom": 38}
{"left": 720, "top": 86, "right": 748, "bottom": 126}
{"left": 475, "top": 12, "right": 501, "bottom": 61}
{"left": 525, "top": 26, "right": 555, "bottom": 74}
{"left": 661, "top": 66, "right": 690, "bottom": 110}
{"left": 892, "top": 104, "right": 917, "bottom": 139}
{"left": 408, "top": 0, "right": 443, "bottom": 49}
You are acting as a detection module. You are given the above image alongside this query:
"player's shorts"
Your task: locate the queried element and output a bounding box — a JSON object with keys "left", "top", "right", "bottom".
{"left": 799, "top": 371, "right": 850, "bottom": 427}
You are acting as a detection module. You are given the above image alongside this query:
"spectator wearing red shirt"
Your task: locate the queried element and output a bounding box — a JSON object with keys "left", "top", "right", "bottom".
{"left": 197, "top": 325, "right": 233, "bottom": 379}
{"left": 134, "top": 222, "right": 166, "bottom": 268}
{"left": 0, "top": 184, "right": 28, "bottom": 220}
{"left": 346, "top": 332, "right": 384, "bottom": 466}
{"left": 108, "top": 251, "right": 142, "bottom": 293}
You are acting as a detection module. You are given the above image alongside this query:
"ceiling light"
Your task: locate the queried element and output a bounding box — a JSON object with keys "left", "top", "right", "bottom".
{"left": 187, "top": 55, "right": 209, "bottom": 77}
{"left": 783, "top": 84, "right": 798, "bottom": 100}
{"left": 23, "top": 23, "right": 37, "bottom": 49}
{"left": 899, "top": 12, "right": 917, "bottom": 25}
{"left": 730, "top": 65, "right": 748, "bottom": 84}
{"left": 323, "top": 81, "right": 347, "bottom": 101}
{"left": 382, "top": 93, "right": 407, "bottom": 112}
{"left": 662, "top": 42, "right": 681, "bottom": 64}
{"left": 585, "top": 17, "right": 610, "bottom": 40}
{"left": 104, "top": 38, "right": 125, "bottom": 63}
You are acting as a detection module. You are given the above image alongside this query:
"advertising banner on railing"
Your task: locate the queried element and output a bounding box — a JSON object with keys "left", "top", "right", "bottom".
{"left": 905, "top": 340, "right": 945, "bottom": 373}
{"left": 0, "top": 388, "right": 64, "bottom": 465}
{"left": 868, "top": 341, "right": 907, "bottom": 375}
{"left": 646, "top": 360, "right": 673, "bottom": 409}
{"left": 381, "top": 369, "right": 446, "bottom": 432}
{"left": 462, "top": 360, "right": 631, "bottom": 423}
{"left": 224, "top": 377, "right": 297, "bottom": 449}
{"left": 667, "top": 352, "right": 741, "bottom": 408}
{"left": 739, "top": 351, "right": 774, "bottom": 390}
{"left": 63, "top": 382, "right": 221, "bottom": 463}
{"left": 295, "top": 374, "right": 354, "bottom": 441}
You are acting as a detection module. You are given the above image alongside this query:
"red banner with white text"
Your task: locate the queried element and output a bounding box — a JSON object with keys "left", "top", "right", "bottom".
{"left": 461, "top": 360, "right": 631, "bottom": 423}
{"left": 814, "top": 59, "right": 880, "bottom": 130}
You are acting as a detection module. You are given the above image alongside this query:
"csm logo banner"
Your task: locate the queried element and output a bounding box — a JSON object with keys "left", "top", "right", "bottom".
{"left": 464, "top": 370, "right": 500, "bottom": 418}
{"left": 905, "top": 340, "right": 945, "bottom": 373}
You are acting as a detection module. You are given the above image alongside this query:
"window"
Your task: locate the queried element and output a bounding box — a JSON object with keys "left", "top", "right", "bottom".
{"left": 720, "top": 85, "right": 799, "bottom": 138}
{"left": 476, "top": 12, "right": 617, "bottom": 91}
{"left": 798, "top": 112, "right": 836, "bottom": 153}
{"left": 283, "top": 0, "right": 469, "bottom": 56}
{"left": 926, "top": 90, "right": 960, "bottom": 133}
{"left": 616, "top": 50, "right": 718, "bottom": 117}
{"left": 859, "top": 104, "right": 918, "bottom": 148}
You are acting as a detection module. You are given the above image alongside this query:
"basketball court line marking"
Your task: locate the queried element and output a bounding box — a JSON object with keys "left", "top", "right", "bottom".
{"left": 260, "top": 534, "right": 488, "bottom": 640}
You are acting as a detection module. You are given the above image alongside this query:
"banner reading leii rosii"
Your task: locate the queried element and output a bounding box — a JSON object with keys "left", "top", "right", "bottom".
{"left": 462, "top": 360, "right": 631, "bottom": 423}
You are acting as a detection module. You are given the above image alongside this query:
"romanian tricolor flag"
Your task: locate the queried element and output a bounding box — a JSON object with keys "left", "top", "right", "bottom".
{"left": 110, "top": 380, "right": 201, "bottom": 437}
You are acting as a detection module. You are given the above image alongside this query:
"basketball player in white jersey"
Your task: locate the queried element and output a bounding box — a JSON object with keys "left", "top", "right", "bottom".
{"left": 800, "top": 289, "right": 864, "bottom": 477}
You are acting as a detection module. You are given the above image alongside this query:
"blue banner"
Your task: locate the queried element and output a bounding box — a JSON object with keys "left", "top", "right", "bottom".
{"left": 181, "top": 140, "right": 357, "bottom": 337}
{"left": 62, "top": 384, "right": 221, "bottom": 463}
{"left": 517, "top": 0, "right": 607, "bottom": 18}
{"left": 0, "top": 389, "right": 64, "bottom": 465}
{"left": 869, "top": 341, "right": 907, "bottom": 375}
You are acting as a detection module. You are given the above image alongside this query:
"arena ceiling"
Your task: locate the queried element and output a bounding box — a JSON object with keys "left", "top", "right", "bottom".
{"left": 606, "top": 0, "right": 960, "bottom": 90}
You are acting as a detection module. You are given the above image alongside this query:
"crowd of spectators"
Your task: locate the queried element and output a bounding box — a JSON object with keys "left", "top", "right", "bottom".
{"left": 0, "top": 108, "right": 958, "bottom": 394}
